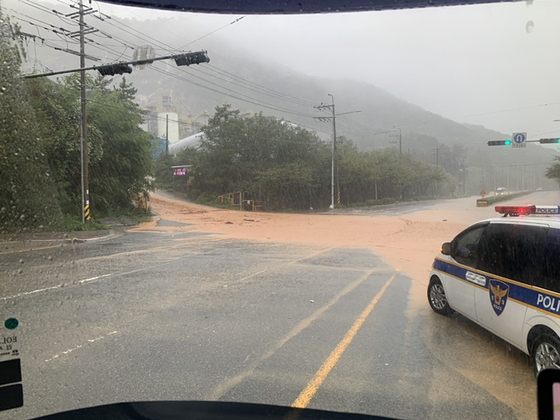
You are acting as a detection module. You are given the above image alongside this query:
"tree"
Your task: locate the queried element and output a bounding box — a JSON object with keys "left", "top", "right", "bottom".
{"left": 24, "top": 72, "right": 152, "bottom": 218}
{"left": 25, "top": 75, "right": 103, "bottom": 216}
{"left": 0, "top": 13, "right": 63, "bottom": 231}
{"left": 194, "top": 104, "right": 330, "bottom": 209}
{"left": 87, "top": 77, "right": 153, "bottom": 214}
{"left": 545, "top": 157, "right": 560, "bottom": 187}
{"left": 188, "top": 105, "right": 458, "bottom": 210}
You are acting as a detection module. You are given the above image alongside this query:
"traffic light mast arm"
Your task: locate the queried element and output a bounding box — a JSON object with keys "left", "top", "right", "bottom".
{"left": 22, "top": 51, "right": 210, "bottom": 79}
{"left": 487, "top": 138, "right": 560, "bottom": 146}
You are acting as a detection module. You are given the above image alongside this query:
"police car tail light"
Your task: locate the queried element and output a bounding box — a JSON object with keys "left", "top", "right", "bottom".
{"left": 495, "top": 205, "right": 560, "bottom": 216}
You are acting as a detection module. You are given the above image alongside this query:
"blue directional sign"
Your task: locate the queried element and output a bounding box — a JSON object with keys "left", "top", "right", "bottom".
{"left": 512, "top": 132, "right": 527, "bottom": 148}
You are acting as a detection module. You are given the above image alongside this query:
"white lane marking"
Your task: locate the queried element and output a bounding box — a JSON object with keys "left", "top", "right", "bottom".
{"left": 0, "top": 276, "right": 109, "bottom": 300}
{"left": 1, "top": 284, "right": 64, "bottom": 300}
{"left": 1, "top": 257, "right": 183, "bottom": 301}
{"left": 78, "top": 273, "right": 112, "bottom": 284}
{"left": 45, "top": 330, "right": 118, "bottom": 362}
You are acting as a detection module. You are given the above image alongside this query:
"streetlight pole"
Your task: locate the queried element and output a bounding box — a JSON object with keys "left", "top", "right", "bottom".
{"left": 388, "top": 127, "right": 402, "bottom": 160}
{"left": 395, "top": 127, "right": 402, "bottom": 160}
{"left": 433, "top": 146, "right": 440, "bottom": 197}
{"left": 398, "top": 128, "right": 402, "bottom": 159}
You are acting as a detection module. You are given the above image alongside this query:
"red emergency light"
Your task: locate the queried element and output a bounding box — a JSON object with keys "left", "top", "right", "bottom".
{"left": 494, "top": 205, "right": 560, "bottom": 216}
{"left": 495, "top": 205, "right": 536, "bottom": 216}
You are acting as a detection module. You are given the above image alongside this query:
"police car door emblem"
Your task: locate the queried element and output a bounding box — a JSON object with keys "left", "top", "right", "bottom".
{"left": 489, "top": 280, "right": 509, "bottom": 316}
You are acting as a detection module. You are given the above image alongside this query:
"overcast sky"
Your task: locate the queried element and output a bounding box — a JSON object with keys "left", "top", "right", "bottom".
{"left": 7, "top": 0, "right": 560, "bottom": 139}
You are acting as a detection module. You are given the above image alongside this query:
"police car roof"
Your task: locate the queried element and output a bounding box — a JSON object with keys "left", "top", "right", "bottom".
{"left": 477, "top": 217, "right": 560, "bottom": 229}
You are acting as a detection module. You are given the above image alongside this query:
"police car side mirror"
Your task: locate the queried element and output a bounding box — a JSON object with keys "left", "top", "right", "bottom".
{"left": 441, "top": 242, "right": 452, "bottom": 255}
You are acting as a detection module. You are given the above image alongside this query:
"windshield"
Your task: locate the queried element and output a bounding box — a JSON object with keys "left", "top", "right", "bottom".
{"left": 1, "top": 0, "right": 559, "bottom": 419}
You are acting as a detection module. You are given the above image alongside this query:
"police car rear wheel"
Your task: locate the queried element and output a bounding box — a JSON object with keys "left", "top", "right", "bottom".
{"left": 532, "top": 334, "right": 560, "bottom": 376}
{"left": 428, "top": 278, "right": 452, "bottom": 316}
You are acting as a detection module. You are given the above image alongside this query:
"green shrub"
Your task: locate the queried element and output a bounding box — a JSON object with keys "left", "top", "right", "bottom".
{"left": 365, "top": 198, "right": 396, "bottom": 206}
{"left": 482, "top": 192, "right": 529, "bottom": 205}
{"left": 64, "top": 214, "right": 107, "bottom": 231}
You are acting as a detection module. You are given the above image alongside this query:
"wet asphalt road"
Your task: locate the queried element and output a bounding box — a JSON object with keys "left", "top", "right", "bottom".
{"left": 0, "top": 220, "right": 536, "bottom": 419}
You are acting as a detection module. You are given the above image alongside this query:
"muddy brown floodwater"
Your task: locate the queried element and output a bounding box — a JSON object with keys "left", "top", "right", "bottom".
{"left": 133, "top": 192, "right": 543, "bottom": 419}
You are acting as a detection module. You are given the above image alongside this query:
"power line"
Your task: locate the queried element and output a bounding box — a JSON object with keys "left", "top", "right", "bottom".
{"left": 177, "top": 15, "right": 246, "bottom": 50}
{"left": 81, "top": 35, "right": 333, "bottom": 137}
{"left": 87, "top": 25, "right": 324, "bottom": 122}
{"left": 12, "top": 4, "right": 329, "bottom": 123}
{"left": 186, "top": 66, "right": 315, "bottom": 110}
{"left": 61, "top": 8, "right": 319, "bottom": 111}
{"left": 205, "top": 64, "right": 316, "bottom": 107}
{"left": 148, "top": 64, "right": 316, "bottom": 119}
{"left": 92, "top": 14, "right": 177, "bottom": 53}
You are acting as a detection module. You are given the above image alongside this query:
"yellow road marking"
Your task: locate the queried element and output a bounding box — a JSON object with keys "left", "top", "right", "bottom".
{"left": 289, "top": 273, "right": 395, "bottom": 414}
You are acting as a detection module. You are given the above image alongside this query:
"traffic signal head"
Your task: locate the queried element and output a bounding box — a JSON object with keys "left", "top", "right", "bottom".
{"left": 174, "top": 51, "right": 210, "bottom": 66}
{"left": 96, "top": 64, "right": 133, "bottom": 76}
{"left": 539, "top": 138, "right": 560, "bottom": 144}
{"left": 487, "top": 140, "right": 511, "bottom": 146}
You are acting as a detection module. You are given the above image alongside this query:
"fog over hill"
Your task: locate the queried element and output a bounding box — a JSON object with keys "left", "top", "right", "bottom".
{"left": 7, "top": 0, "right": 559, "bottom": 190}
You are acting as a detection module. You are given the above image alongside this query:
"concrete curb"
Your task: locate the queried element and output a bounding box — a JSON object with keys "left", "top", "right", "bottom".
{"left": 67, "top": 229, "right": 122, "bottom": 244}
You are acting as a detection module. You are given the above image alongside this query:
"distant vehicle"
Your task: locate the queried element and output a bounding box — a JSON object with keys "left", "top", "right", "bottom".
{"left": 428, "top": 205, "right": 560, "bottom": 377}
{"left": 538, "top": 187, "right": 544, "bottom": 191}
{"left": 496, "top": 187, "right": 506, "bottom": 195}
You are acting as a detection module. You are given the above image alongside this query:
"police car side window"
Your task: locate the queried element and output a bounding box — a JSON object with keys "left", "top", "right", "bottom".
{"left": 479, "top": 223, "right": 547, "bottom": 285}
{"left": 538, "top": 229, "right": 560, "bottom": 293}
{"left": 452, "top": 225, "right": 485, "bottom": 268}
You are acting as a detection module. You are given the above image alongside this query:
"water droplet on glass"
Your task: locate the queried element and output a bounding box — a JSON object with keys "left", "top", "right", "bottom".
{"left": 526, "top": 20, "right": 534, "bottom": 33}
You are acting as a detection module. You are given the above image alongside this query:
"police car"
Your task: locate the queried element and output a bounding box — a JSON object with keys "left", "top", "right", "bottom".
{"left": 428, "top": 205, "right": 560, "bottom": 376}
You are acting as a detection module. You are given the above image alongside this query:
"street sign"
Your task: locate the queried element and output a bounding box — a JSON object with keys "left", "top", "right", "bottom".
{"left": 512, "top": 132, "right": 527, "bottom": 148}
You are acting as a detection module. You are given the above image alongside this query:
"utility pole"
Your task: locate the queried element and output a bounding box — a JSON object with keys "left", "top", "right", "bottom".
{"left": 79, "top": 0, "right": 89, "bottom": 223}
{"left": 66, "top": 0, "right": 99, "bottom": 223}
{"left": 165, "top": 114, "right": 169, "bottom": 155}
{"left": 314, "top": 97, "right": 360, "bottom": 209}
{"left": 328, "top": 94, "right": 340, "bottom": 206}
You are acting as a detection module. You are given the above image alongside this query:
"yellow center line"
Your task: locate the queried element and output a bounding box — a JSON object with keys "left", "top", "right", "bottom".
{"left": 287, "top": 273, "right": 396, "bottom": 417}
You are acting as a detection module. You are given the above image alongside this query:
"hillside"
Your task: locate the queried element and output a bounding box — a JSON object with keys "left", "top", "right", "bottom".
{"left": 10, "top": 7, "right": 558, "bottom": 192}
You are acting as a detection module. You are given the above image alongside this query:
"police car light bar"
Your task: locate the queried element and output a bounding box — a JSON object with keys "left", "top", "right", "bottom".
{"left": 495, "top": 205, "right": 560, "bottom": 216}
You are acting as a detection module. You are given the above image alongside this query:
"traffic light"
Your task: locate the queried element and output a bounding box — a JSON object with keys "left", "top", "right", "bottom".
{"left": 539, "top": 138, "right": 560, "bottom": 144}
{"left": 96, "top": 64, "right": 133, "bottom": 76}
{"left": 174, "top": 51, "right": 210, "bottom": 66}
{"left": 487, "top": 140, "right": 511, "bottom": 146}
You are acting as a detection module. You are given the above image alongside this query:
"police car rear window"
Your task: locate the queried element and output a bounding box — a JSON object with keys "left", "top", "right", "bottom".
{"left": 539, "top": 229, "right": 560, "bottom": 293}
{"left": 479, "top": 223, "right": 548, "bottom": 287}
